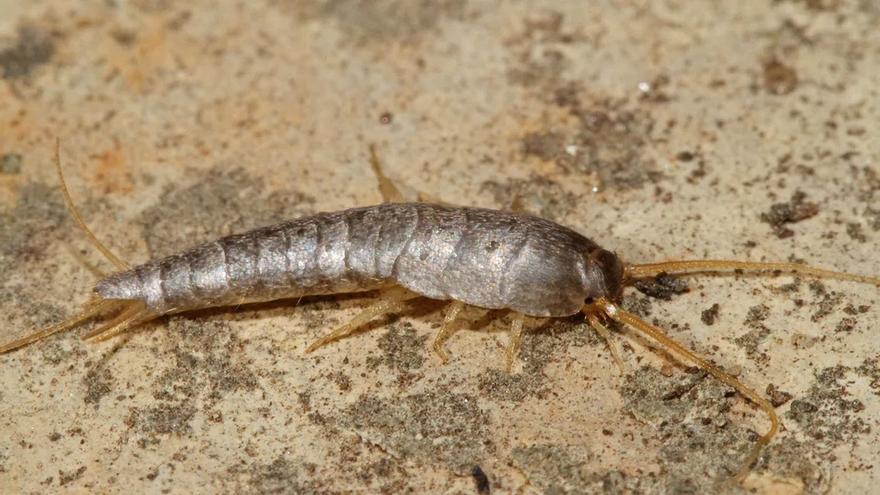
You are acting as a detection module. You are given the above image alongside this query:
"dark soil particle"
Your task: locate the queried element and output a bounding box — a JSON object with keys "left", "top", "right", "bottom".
{"left": 766, "top": 383, "right": 794, "bottom": 407}
{"left": 762, "top": 57, "right": 799, "bottom": 95}
{"left": 224, "top": 456, "right": 315, "bottom": 494}
{"left": 760, "top": 190, "right": 819, "bottom": 238}
{"left": 0, "top": 25, "right": 56, "bottom": 79}
{"left": 471, "top": 465, "right": 491, "bottom": 494}
{"left": 83, "top": 366, "right": 115, "bottom": 408}
{"left": 0, "top": 153, "right": 22, "bottom": 174}
{"left": 700, "top": 303, "right": 720, "bottom": 325}
{"left": 58, "top": 466, "right": 86, "bottom": 486}
{"left": 633, "top": 273, "right": 689, "bottom": 301}
{"left": 786, "top": 366, "right": 870, "bottom": 445}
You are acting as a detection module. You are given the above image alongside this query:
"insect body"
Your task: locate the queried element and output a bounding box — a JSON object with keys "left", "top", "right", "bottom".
{"left": 2, "top": 142, "right": 878, "bottom": 482}
{"left": 95, "top": 203, "right": 623, "bottom": 319}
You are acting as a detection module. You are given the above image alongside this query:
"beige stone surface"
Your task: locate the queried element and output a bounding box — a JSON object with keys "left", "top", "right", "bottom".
{"left": 1, "top": 1, "right": 879, "bottom": 493}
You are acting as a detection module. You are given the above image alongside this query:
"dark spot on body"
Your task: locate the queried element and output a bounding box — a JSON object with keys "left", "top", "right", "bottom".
{"left": 760, "top": 190, "right": 819, "bottom": 238}
{"left": 0, "top": 25, "right": 55, "bottom": 79}
{"left": 379, "top": 112, "right": 393, "bottom": 124}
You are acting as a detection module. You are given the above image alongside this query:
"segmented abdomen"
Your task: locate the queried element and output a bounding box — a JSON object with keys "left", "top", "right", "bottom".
{"left": 95, "top": 203, "right": 599, "bottom": 316}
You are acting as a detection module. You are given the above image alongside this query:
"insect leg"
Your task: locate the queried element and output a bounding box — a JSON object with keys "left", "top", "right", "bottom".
{"left": 504, "top": 314, "right": 526, "bottom": 372}
{"left": 596, "top": 297, "right": 777, "bottom": 482}
{"left": 369, "top": 144, "right": 405, "bottom": 203}
{"left": 305, "top": 291, "right": 420, "bottom": 353}
{"left": 586, "top": 312, "right": 626, "bottom": 373}
{"left": 431, "top": 300, "right": 465, "bottom": 363}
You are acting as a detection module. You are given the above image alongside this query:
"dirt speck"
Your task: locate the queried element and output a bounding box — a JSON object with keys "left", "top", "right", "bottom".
{"left": 734, "top": 304, "right": 771, "bottom": 356}
{"left": 701, "top": 303, "right": 720, "bottom": 325}
{"left": 760, "top": 190, "right": 818, "bottom": 238}
{"left": 846, "top": 222, "right": 867, "bottom": 242}
{"left": 0, "top": 25, "right": 55, "bottom": 79}
{"left": 471, "top": 465, "right": 491, "bottom": 494}
{"left": 766, "top": 383, "right": 793, "bottom": 407}
{"left": 58, "top": 466, "right": 86, "bottom": 486}
{"left": 0, "top": 153, "right": 22, "bottom": 174}
{"left": 83, "top": 366, "right": 115, "bottom": 408}
{"left": 810, "top": 291, "right": 842, "bottom": 322}
{"left": 762, "top": 58, "right": 798, "bottom": 95}
{"left": 633, "top": 273, "right": 689, "bottom": 301}
{"left": 224, "top": 456, "right": 314, "bottom": 493}
{"left": 341, "top": 390, "right": 491, "bottom": 473}
{"left": 299, "top": 0, "right": 467, "bottom": 43}
{"left": 786, "top": 366, "right": 870, "bottom": 446}
{"left": 127, "top": 402, "right": 198, "bottom": 436}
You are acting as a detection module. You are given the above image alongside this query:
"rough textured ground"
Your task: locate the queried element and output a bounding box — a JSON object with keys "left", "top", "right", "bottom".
{"left": 1, "top": 1, "right": 878, "bottom": 494}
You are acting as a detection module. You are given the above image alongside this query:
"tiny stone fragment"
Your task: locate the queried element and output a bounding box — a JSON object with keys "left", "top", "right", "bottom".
{"left": 701, "top": 303, "right": 720, "bottom": 325}
{"left": 760, "top": 190, "right": 819, "bottom": 238}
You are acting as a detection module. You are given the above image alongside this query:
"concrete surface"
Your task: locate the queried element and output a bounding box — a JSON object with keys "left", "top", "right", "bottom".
{"left": 1, "top": 1, "right": 879, "bottom": 493}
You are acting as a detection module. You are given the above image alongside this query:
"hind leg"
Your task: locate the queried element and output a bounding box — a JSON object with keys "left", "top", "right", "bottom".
{"left": 431, "top": 300, "right": 465, "bottom": 363}
{"left": 586, "top": 312, "right": 627, "bottom": 372}
{"left": 504, "top": 314, "right": 526, "bottom": 372}
{"left": 305, "top": 289, "right": 420, "bottom": 353}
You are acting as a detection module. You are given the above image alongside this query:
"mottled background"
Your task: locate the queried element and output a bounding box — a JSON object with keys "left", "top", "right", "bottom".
{"left": 1, "top": 1, "right": 878, "bottom": 493}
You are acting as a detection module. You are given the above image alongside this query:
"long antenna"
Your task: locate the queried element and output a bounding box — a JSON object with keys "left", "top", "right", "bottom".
{"left": 626, "top": 259, "right": 880, "bottom": 286}
{"left": 55, "top": 138, "right": 129, "bottom": 271}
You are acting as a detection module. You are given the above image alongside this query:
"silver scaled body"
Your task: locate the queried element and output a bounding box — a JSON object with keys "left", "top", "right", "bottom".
{"left": 95, "top": 203, "right": 624, "bottom": 317}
